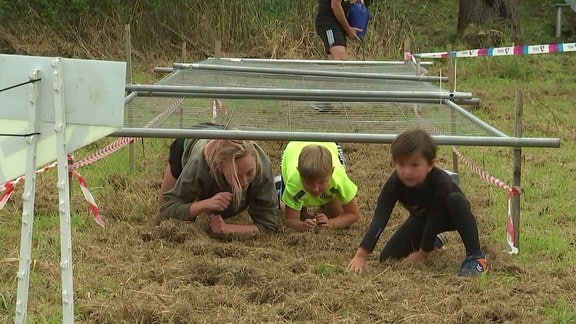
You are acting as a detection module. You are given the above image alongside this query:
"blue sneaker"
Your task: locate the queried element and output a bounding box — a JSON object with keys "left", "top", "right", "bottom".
{"left": 458, "top": 252, "right": 487, "bottom": 277}
{"left": 434, "top": 233, "right": 448, "bottom": 250}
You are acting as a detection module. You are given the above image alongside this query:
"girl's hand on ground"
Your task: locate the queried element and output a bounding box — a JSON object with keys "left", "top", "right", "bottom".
{"left": 209, "top": 214, "right": 228, "bottom": 234}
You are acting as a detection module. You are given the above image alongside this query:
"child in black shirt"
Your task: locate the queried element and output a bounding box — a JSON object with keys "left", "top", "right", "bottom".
{"left": 347, "top": 128, "right": 487, "bottom": 277}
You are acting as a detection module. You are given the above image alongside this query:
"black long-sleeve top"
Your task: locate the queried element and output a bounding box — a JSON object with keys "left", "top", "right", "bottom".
{"left": 359, "top": 167, "right": 463, "bottom": 253}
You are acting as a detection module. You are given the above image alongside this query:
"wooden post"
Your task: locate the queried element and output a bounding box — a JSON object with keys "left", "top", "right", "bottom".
{"left": 512, "top": 88, "right": 523, "bottom": 250}
{"left": 554, "top": 4, "right": 570, "bottom": 38}
{"left": 181, "top": 41, "right": 187, "bottom": 63}
{"left": 404, "top": 38, "right": 421, "bottom": 75}
{"left": 446, "top": 45, "right": 455, "bottom": 92}
{"left": 215, "top": 40, "right": 222, "bottom": 60}
{"left": 124, "top": 24, "right": 135, "bottom": 170}
{"left": 403, "top": 38, "right": 410, "bottom": 62}
{"left": 179, "top": 41, "right": 186, "bottom": 128}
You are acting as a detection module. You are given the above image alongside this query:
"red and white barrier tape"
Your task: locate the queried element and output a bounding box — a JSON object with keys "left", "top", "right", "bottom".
{"left": 0, "top": 159, "right": 104, "bottom": 226}
{"left": 0, "top": 183, "right": 15, "bottom": 210}
{"left": 1, "top": 97, "right": 187, "bottom": 227}
{"left": 70, "top": 169, "right": 104, "bottom": 228}
{"left": 73, "top": 97, "right": 185, "bottom": 169}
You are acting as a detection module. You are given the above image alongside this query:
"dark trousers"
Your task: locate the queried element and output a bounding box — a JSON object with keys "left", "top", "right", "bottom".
{"left": 380, "top": 192, "right": 482, "bottom": 261}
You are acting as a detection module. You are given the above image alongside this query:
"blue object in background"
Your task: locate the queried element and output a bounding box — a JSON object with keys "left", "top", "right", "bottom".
{"left": 348, "top": 2, "right": 370, "bottom": 39}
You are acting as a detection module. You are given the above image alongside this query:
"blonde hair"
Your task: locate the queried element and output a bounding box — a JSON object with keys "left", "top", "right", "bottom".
{"left": 297, "top": 145, "right": 333, "bottom": 181}
{"left": 203, "top": 139, "right": 260, "bottom": 209}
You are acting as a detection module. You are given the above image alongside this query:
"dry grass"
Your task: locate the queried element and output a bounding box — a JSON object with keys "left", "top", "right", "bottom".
{"left": 2, "top": 140, "right": 574, "bottom": 322}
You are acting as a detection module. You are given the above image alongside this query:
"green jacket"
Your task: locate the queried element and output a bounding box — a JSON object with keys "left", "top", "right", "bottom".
{"left": 160, "top": 139, "right": 279, "bottom": 233}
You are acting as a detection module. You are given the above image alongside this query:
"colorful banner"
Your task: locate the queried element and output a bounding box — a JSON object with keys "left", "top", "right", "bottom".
{"left": 407, "top": 42, "right": 576, "bottom": 59}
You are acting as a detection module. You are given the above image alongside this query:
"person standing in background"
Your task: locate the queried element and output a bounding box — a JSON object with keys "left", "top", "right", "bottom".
{"left": 315, "top": 0, "right": 366, "bottom": 60}
{"left": 311, "top": 0, "right": 367, "bottom": 112}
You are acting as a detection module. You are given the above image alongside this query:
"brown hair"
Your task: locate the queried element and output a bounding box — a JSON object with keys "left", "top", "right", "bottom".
{"left": 391, "top": 128, "right": 437, "bottom": 163}
{"left": 297, "top": 145, "right": 333, "bottom": 181}
{"left": 203, "top": 139, "right": 260, "bottom": 209}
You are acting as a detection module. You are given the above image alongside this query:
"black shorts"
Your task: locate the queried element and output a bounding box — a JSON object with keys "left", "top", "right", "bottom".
{"left": 315, "top": 23, "right": 347, "bottom": 54}
{"left": 168, "top": 138, "right": 186, "bottom": 179}
{"left": 167, "top": 122, "right": 228, "bottom": 178}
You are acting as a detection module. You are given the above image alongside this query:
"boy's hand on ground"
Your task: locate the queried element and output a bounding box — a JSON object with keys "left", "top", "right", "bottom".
{"left": 347, "top": 256, "right": 367, "bottom": 274}
{"left": 303, "top": 218, "right": 317, "bottom": 230}
{"left": 402, "top": 249, "right": 430, "bottom": 263}
{"left": 315, "top": 213, "right": 330, "bottom": 227}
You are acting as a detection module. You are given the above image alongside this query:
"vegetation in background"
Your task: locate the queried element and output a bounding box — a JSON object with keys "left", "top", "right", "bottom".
{"left": 1, "top": 0, "right": 572, "bottom": 69}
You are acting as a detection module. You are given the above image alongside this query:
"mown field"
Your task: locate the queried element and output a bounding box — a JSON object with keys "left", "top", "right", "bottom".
{"left": 1, "top": 0, "right": 576, "bottom": 323}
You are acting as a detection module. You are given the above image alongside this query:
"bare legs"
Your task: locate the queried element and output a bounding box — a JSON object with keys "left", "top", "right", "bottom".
{"left": 328, "top": 45, "right": 347, "bottom": 60}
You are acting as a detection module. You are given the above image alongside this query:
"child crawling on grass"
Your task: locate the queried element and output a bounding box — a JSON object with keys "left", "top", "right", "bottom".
{"left": 347, "top": 128, "right": 487, "bottom": 277}
{"left": 278, "top": 141, "right": 360, "bottom": 231}
{"left": 157, "top": 123, "right": 278, "bottom": 236}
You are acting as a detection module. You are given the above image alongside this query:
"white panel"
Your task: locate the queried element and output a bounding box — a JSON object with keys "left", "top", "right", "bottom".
{"left": 0, "top": 55, "right": 126, "bottom": 183}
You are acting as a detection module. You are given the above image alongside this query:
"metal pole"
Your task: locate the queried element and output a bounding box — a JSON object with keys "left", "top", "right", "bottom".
{"left": 202, "top": 57, "right": 434, "bottom": 66}
{"left": 125, "top": 84, "right": 474, "bottom": 100}
{"left": 135, "top": 91, "right": 479, "bottom": 104}
{"left": 512, "top": 88, "right": 523, "bottom": 251}
{"left": 15, "top": 69, "right": 40, "bottom": 324}
{"left": 110, "top": 128, "right": 560, "bottom": 148}
{"left": 174, "top": 63, "right": 449, "bottom": 83}
{"left": 446, "top": 44, "right": 460, "bottom": 174}
{"left": 52, "top": 57, "right": 75, "bottom": 324}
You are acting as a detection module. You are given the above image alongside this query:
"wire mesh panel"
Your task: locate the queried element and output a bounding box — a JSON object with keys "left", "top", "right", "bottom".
{"left": 124, "top": 96, "right": 496, "bottom": 137}
{"left": 121, "top": 58, "right": 560, "bottom": 147}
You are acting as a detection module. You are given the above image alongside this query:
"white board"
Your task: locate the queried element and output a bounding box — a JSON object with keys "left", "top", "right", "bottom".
{"left": 0, "top": 55, "right": 126, "bottom": 183}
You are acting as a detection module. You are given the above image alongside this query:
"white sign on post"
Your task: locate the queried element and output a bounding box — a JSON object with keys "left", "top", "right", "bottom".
{"left": 0, "top": 54, "right": 126, "bottom": 183}
{"left": 0, "top": 54, "right": 126, "bottom": 323}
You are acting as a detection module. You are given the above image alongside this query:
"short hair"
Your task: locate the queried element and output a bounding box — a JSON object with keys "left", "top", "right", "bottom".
{"left": 391, "top": 128, "right": 437, "bottom": 163}
{"left": 297, "top": 145, "right": 333, "bottom": 181}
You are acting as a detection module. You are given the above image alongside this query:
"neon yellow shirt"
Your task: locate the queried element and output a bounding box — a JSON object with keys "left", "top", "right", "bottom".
{"left": 281, "top": 142, "right": 357, "bottom": 211}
